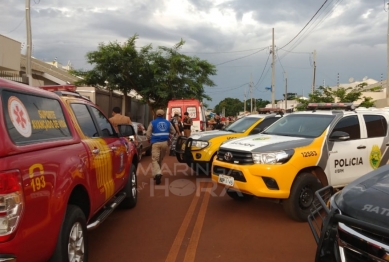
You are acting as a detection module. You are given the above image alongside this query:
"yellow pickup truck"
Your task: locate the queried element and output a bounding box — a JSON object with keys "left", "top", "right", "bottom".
{"left": 175, "top": 114, "right": 283, "bottom": 175}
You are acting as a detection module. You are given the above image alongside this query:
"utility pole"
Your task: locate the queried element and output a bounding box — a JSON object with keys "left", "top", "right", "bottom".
{"left": 387, "top": 2, "right": 389, "bottom": 98}
{"left": 271, "top": 28, "right": 275, "bottom": 107}
{"left": 250, "top": 74, "right": 253, "bottom": 113}
{"left": 244, "top": 90, "right": 247, "bottom": 113}
{"left": 284, "top": 72, "right": 288, "bottom": 112}
{"left": 25, "top": 0, "right": 33, "bottom": 86}
{"left": 312, "top": 50, "right": 316, "bottom": 93}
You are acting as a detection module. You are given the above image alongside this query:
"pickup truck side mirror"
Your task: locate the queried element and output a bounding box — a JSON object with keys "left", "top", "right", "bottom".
{"left": 329, "top": 131, "right": 350, "bottom": 141}
{"left": 118, "top": 124, "right": 135, "bottom": 137}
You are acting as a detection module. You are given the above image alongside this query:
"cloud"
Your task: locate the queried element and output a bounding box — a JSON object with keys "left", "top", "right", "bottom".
{"left": 1, "top": 0, "right": 388, "bottom": 108}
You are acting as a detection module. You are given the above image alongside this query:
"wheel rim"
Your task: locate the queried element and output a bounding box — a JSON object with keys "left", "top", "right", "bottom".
{"left": 68, "top": 221, "right": 84, "bottom": 262}
{"left": 131, "top": 171, "right": 137, "bottom": 198}
{"left": 299, "top": 185, "right": 314, "bottom": 209}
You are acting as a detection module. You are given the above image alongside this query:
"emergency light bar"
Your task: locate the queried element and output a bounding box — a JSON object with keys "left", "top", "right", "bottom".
{"left": 307, "top": 103, "right": 355, "bottom": 110}
{"left": 39, "top": 85, "right": 77, "bottom": 92}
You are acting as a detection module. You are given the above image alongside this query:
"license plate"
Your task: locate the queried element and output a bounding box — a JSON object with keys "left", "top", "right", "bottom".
{"left": 218, "top": 174, "right": 234, "bottom": 186}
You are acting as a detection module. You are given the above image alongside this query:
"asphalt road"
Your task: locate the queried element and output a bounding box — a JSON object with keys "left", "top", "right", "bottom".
{"left": 88, "top": 154, "right": 317, "bottom": 262}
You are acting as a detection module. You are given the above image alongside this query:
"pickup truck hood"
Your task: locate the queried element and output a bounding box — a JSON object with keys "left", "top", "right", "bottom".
{"left": 191, "top": 130, "right": 236, "bottom": 141}
{"left": 219, "top": 134, "right": 314, "bottom": 152}
{"left": 335, "top": 164, "right": 389, "bottom": 228}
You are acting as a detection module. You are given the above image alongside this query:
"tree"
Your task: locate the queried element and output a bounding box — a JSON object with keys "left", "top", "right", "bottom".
{"left": 255, "top": 98, "right": 271, "bottom": 109}
{"left": 214, "top": 98, "right": 244, "bottom": 116}
{"left": 295, "top": 83, "right": 375, "bottom": 111}
{"left": 71, "top": 35, "right": 217, "bottom": 115}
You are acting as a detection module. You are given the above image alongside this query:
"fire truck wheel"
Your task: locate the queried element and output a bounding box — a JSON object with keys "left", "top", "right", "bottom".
{"left": 120, "top": 164, "right": 138, "bottom": 209}
{"left": 50, "top": 205, "right": 88, "bottom": 262}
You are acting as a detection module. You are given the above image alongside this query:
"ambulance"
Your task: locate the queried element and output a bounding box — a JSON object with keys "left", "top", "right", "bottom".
{"left": 166, "top": 98, "right": 207, "bottom": 132}
{"left": 212, "top": 103, "right": 389, "bottom": 221}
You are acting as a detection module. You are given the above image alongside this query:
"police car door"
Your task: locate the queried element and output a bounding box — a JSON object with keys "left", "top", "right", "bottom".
{"left": 361, "top": 113, "right": 389, "bottom": 171}
{"left": 327, "top": 114, "right": 369, "bottom": 186}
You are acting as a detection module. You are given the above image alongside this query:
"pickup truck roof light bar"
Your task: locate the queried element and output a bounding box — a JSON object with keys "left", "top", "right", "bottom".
{"left": 38, "top": 85, "right": 91, "bottom": 101}
{"left": 39, "top": 85, "right": 77, "bottom": 92}
{"left": 307, "top": 103, "right": 355, "bottom": 112}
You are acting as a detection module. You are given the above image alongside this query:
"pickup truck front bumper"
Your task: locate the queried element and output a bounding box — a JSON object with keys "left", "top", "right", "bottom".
{"left": 308, "top": 186, "right": 389, "bottom": 262}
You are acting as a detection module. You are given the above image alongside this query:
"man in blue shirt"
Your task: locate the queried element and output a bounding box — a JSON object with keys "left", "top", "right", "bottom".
{"left": 146, "top": 109, "right": 176, "bottom": 185}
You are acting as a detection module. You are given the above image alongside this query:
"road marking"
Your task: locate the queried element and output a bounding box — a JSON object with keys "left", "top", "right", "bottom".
{"left": 183, "top": 182, "right": 211, "bottom": 262}
{"left": 165, "top": 185, "right": 201, "bottom": 262}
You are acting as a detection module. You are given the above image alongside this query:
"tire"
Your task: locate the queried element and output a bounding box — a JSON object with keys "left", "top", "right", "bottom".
{"left": 120, "top": 164, "right": 138, "bottom": 209}
{"left": 50, "top": 205, "right": 88, "bottom": 262}
{"left": 283, "top": 172, "right": 323, "bottom": 222}
{"left": 226, "top": 188, "right": 254, "bottom": 201}
{"left": 190, "top": 162, "right": 211, "bottom": 175}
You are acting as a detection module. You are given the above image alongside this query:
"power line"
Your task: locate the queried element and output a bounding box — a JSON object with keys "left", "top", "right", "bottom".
{"left": 7, "top": 18, "right": 25, "bottom": 33}
{"left": 181, "top": 46, "right": 268, "bottom": 54}
{"left": 215, "top": 47, "right": 268, "bottom": 66}
{"left": 278, "top": 0, "right": 329, "bottom": 50}
{"left": 254, "top": 52, "right": 271, "bottom": 88}
{"left": 206, "top": 82, "right": 249, "bottom": 94}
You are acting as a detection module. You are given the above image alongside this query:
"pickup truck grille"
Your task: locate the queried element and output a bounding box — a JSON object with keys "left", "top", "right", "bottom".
{"left": 338, "top": 223, "right": 389, "bottom": 262}
{"left": 216, "top": 149, "right": 253, "bottom": 164}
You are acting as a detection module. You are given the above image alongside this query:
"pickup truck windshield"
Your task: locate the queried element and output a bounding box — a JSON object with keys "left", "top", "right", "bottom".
{"left": 225, "top": 117, "right": 262, "bottom": 133}
{"left": 262, "top": 114, "right": 335, "bottom": 138}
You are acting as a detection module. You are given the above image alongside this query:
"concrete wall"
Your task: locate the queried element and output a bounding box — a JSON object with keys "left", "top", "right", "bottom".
{"left": 0, "top": 35, "right": 21, "bottom": 71}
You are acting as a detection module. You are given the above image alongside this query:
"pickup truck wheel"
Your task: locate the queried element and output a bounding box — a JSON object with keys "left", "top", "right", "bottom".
{"left": 283, "top": 173, "right": 322, "bottom": 222}
{"left": 226, "top": 188, "right": 254, "bottom": 201}
{"left": 50, "top": 205, "right": 87, "bottom": 262}
{"left": 121, "top": 164, "right": 138, "bottom": 209}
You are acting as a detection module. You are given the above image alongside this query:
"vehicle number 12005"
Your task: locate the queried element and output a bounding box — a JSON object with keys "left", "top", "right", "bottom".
{"left": 301, "top": 151, "right": 317, "bottom": 157}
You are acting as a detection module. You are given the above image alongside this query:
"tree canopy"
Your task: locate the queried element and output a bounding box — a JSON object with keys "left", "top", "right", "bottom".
{"left": 70, "top": 35, "right": 217, "bottom": 114}
{"left": 295, "top": 83, "right": 375, "bottom": 110}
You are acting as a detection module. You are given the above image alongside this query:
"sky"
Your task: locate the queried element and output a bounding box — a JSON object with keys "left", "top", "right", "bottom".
{"left": 1, "top": 0, "right": 388, "bottom": 108}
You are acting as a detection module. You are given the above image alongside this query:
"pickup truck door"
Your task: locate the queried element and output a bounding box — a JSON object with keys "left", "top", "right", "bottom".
{"left": 89, "top": 106, "right": 128, "bottom": 194}
{"left": 327, "top": 115, "right": 369, "bottom": 186}
{"left": 70, "top": 104, "right": 126, "bottom": 207}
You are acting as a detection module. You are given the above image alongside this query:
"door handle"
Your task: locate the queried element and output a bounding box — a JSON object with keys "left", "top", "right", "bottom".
{"left": 357, "top": 145, "right": 366, "bottom": 149}
{"left": 92, "top": 148, "right": 100, "bottom": 154}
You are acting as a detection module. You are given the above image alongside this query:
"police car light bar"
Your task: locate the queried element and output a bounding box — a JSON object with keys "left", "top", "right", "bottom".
{"left": 307, "top": 103, "right": 355, "bottom": 110}
{"left": 39, "top": 85, "right": 77, "bottom": 92}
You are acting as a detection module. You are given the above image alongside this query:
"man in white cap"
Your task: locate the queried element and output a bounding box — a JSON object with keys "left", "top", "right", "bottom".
{"left": 146, "top": 109, "right": 176, "bottom": 184}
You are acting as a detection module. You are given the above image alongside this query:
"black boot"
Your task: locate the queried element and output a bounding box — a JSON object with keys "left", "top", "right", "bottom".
{"left": 154, "top": 174, "right": 162, "bottom": 185}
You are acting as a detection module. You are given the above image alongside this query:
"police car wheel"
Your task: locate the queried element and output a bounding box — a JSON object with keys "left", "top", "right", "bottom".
{"left": 191, "top": 162, "right": 211, "bottom": 176}
{"left": 283, "top": 172, "right": 322, "bottom": 222}
{"left": 50, "top": 205, "right": 88, "bottom": 262}
{"left": 120, "top": 164, "right": 138, "bottom": 209}
{"left": 226, "top": 188, "right": 254, "bottom": 201}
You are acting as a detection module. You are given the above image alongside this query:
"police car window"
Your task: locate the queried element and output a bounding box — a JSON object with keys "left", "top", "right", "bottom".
{"left": 332, "top": 116, "right": 360, "bottom": 140}
{"left": 250, "top": 117, "right": 279, "bottom": 135}
{"left": 363, "top": 115, "right": 387, "bottom": 138}
{"left": 70, "top": 103, "right": 98, "bottom": 137}
{"left": 3, "top": 90, "right": 71, "bottom": 145}
{"left": 90, "top": 106, "right": 115, "bottom": 137}
{"left": 225, "top": 117, "right": 262, "bottom": 133}
{"left": 263, "top": 114, "right": 335, "bottom": 138}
